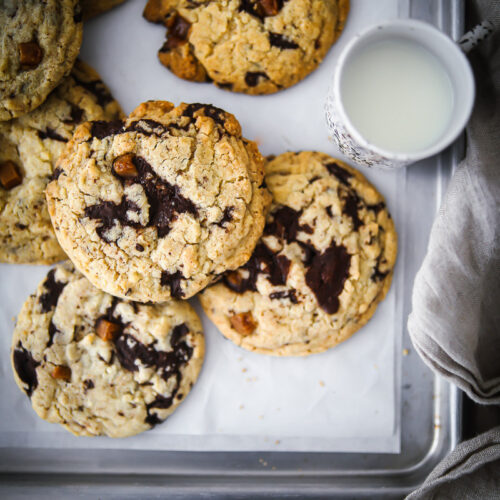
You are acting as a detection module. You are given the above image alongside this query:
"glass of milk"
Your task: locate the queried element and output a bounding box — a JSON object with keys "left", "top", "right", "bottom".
{"left": 325, "top": 19, "right": 475, "bottom": 169}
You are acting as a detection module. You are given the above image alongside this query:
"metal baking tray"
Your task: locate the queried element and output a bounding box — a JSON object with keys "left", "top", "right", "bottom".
{"left": 0, "top": 0, "right": 464, "bottom": 497}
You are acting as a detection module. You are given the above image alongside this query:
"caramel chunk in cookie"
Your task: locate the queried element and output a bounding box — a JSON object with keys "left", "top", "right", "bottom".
{"left": 113, "top": 153, "right": 138, "bottom": 178}
{"left": 19, "top": 42, "right": 43, "bottom": 69}
{"left": 51, "top": 365, "right": 72, "bottom": 380}
{"left": 96, "top": 318, "right": 122, "bottom": 341}
{"left": 0, "top": 161, "right": 22, "bottom": 190}
{"left": 229, "top": 312, "right": 256, "bottom": 336}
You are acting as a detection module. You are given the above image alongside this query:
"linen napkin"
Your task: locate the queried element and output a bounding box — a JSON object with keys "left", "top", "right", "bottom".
{"left": 407, "top": 0, "right": 500, "bottom": 407}
{"left": 406, "top": 0, "right": 500, "bottom": 497}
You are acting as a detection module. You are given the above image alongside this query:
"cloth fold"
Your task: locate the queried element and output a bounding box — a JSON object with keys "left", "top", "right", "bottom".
{"left": 406, "top": 0, "right": 500, "bottom": 497}
{"left": 408, "top": 0, "right": 500, "bottom": 405}
{"left": 406, "top": 427, "right": 500, "bottom": 500}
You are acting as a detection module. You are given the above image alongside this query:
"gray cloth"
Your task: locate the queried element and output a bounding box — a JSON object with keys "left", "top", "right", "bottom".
{"left": 406, "top": 0, "right": 500, "bottom": 497}
{"left": 408, "top": 1, "right": 500, "bottom": 405}
{"left": 406, "top": 427, "right": 500, "bottom": 500}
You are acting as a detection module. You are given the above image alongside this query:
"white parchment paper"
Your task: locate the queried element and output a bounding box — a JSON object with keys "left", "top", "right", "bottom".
{"left": 0, "top": 0, "right": 404, "bottom": 453}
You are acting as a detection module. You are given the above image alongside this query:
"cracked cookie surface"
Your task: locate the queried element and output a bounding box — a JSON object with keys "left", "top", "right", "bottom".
{"left": 0, "top": 0, "right": 83, "bottom": 121}
{"left": 200, "top": 151, "right": 397, "bottom": 356}
{"left": 143, "top": 0, "right": 349, "bottom": 94}
{"left": 46, "top": 101, "right": 271, "bottom": 302}
{"left": 11, "top": 262, "right": 204, "bottom": 438}
{"left": 0, "top": 60, "right": 123, "bottom": 264}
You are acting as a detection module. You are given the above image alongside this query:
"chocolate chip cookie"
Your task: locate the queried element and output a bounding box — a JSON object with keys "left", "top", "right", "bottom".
{"left": 0, "top": 0, "right": 83, "bottom": 121}
{"left": 200, "top": 151, "right": 397, "bottom": 356}
{"left": 11, "top": 262, "right": 204, "bottom": 438}
{"left": 143, "top": 0, "right": 349, "bottom": 94}
{"left": 81, "top": 0, "right": 126, "bottom": 20}
{"left": 0, "top": 61, "right": 123, "bottom": 265}
{"left": 46, "top": 101, "right": 271, "bottom": 302}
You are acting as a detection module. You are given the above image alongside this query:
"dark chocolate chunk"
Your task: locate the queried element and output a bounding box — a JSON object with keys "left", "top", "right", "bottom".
{"left": 223, "top": 243, "right": 291, "bottom": 293}
{"left": 15, "top": 223, "right": 27, "bottom": 230}
{"left": 372, "top": 253, "right": 389, "bottom": 281}
{"left": 305, "top": 242, "right": 351, "bottom": 314}
{"left": 341, "top": 191, "right": 363, "bottom": 230}
{"left": 216, "top": 206, "right": 234, "bottom": 227}
{"left": 39, "top": 269, "right": 67, "bottom": 313}
{"left": 217, "top": 82, "right": 233, "bottom": 90}
{"left": 170, "top": 323, "right": 189, "bottom": 346}
{"left": 269, "top": 32, "right": 299, "bottom": 49}
{"left": 51, "top": 168, "right": 63, "bottom": 181}
{"left": 325, "top": 162, "right": 352, "bottom": 185}
{"left": 113, "top": 330, "right": 193, "bottom": 428}
{"left": 372, "top": 268, "right": 389, "bottom": 281}
{"left": 83, "top": 379, "right": 94, "bottom": 391}
{"left": 38, "top": 128, "right": 67, "bottom": 142}
{"left": 125, "top": 119, "right": 169, "bottom": 137}
{"left": 132, "top": 156, "right": 198, "bottom": 238}
{"left": 63, "top": 104, "right": 84, "bottom": 125}
{"left": 47, "top": 319, "right": 58, "bottom": 347}
{"left": 84, "top": 199, "right": 141, "bottom": 242}
{"left": 136, "top": 243, "right": 144, "bottom": 252}
{"left": 90, "top": 120, "right": 124, "bottom": 139}
{"left": 239, "top": 0, "right": 285, "bottom": 20}
{"left": 73, "top": 75, "right": 115, "bottom": 108}
{"left": 164, "top": 14, "right": 191, "bottom": 50}
{"left": 269, "top": 289, "right": 298, "bottom": 303}
{"left": 182, "top": 103, "right": 227, "bottom": 127}
{"left": 245, "top": 71, "right": 269, "bottom": 87}
{"left": 13, "top": 343, "right": 40, "bottom": 398}
{"left": 326, "top": 206, "right": 333, "bottom": 217}
{"left": 86, "top": 156, "right": 198, "bottom": 241}
{"left": 264, "top": 206, "right": 312, "bottom": 243}
{"left": 367, "top": 202, "right": 386, "bottom": 214}
{"left": 160, "top": 270, "right": 185, "bottom": 298}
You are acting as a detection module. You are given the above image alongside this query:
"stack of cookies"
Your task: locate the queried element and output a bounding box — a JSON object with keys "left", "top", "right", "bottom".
{"left": 3, "top": 0, "right": 397, "bottom": 439}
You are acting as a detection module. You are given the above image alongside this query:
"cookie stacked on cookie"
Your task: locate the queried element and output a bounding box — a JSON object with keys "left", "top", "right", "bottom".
{"left": 46, "top": 101, "right": 271, "bottom": 302}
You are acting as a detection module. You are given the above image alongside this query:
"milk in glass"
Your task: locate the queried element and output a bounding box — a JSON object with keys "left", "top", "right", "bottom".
{"left": 340, "top": 38, "right": 454, "bottom": 154}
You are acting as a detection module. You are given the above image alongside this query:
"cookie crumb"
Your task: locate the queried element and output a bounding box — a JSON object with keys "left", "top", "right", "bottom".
{"left": 239, "top": 404, "right": 244, "bottom": 410}
{"left": 242, "top": 367, "right": 247, "bottom": 373}
{"left": 403, "top": 348, "right": 409, "bottom": 356}
{"left": 275, "top": 440, "right": 280, "bottom": 445}
{"left": 259, "top": 415, "right": 264, "bottom": 419}
{"left": 319, "top": 380, "right": 325, "bottom": 387}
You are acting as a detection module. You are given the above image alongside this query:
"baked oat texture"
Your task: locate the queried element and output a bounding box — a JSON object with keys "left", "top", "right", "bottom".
{"left": 0, "top": 0, "right": 83, "bottom": 121}
{"left": 0, "top": 60, "right": 123, "bottom": 264}
{"left": 200, "top": 151, "right": 398, "bottom": 356}
{"left": 11, "top": 262, "right": 205, "bottom": 438}
{"left": 143, "top": 0, "right": 349, "bottom": 94}
{"left": 46, "top": 101, "right": 271, "bottom": 302}
{"left": 81, "top": 0, "right": 126, "bottom": 20}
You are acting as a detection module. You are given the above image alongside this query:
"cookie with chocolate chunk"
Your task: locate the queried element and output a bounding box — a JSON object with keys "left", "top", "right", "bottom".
{"left": 11, "top": 262, "right": 204, "bottom": 438}
{"left": 46, "top": 101, "right": 271, "bottom": 302}
{"left": 143, "top": 0, "right": 349, "bottom": 94}
{"left": 200, "top": 151, "right": 397, "bottom": 356}
{"left": 0, "top": 0, "right": 83, "bottom": 121}
{"left": 0, "top": 61, "right": 123, "bottom": 265}
{"left": 81, "top": 0, "right": 126, "bottom": 20}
